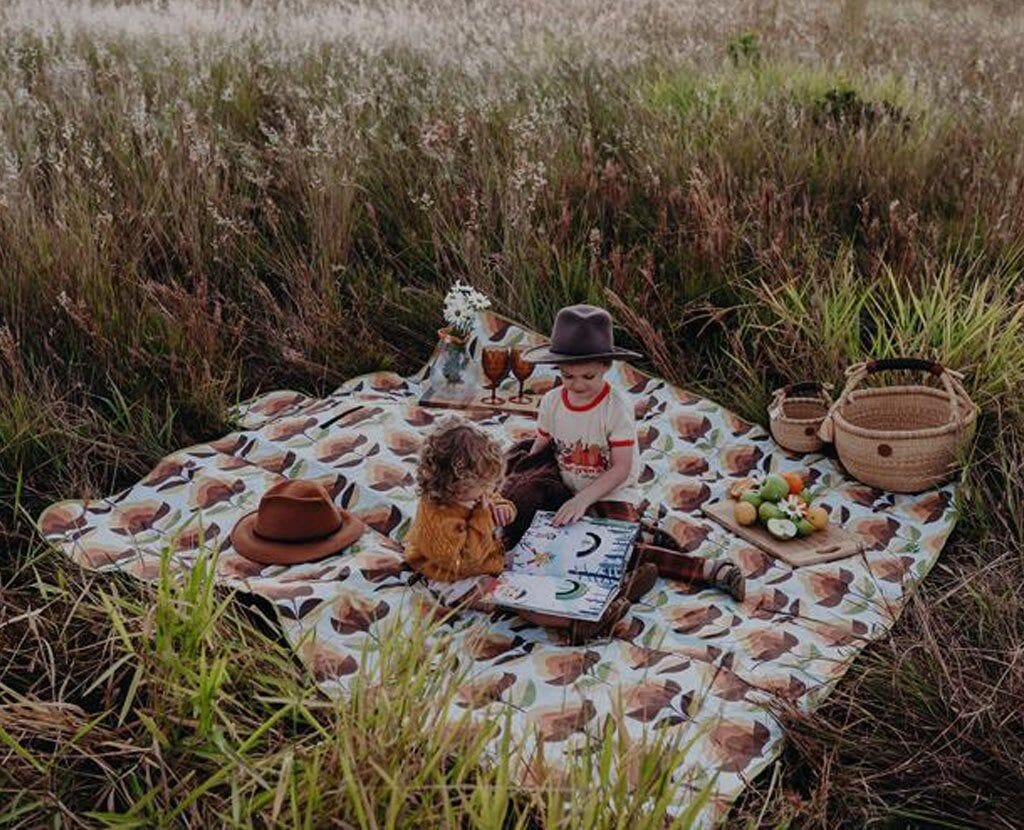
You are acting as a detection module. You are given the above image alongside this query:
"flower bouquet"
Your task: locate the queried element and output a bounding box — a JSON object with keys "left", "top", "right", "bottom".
{"left": 437, "top": 281, "right": 490, "bottom": 383}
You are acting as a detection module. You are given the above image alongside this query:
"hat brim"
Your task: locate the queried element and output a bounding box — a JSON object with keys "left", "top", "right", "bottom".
{"left": 521, "top": 343, "right": 642, "bottom": 364}
{"left": 230, "top": 508, "right": 365, "bottom": 566}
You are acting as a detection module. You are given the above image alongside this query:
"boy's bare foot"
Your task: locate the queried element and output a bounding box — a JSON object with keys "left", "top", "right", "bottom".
{"left": 707, "top": 560, "right": 746, "bottom": 603}
{"left": 640, "top": 518, "right": 746, "bottom": 603}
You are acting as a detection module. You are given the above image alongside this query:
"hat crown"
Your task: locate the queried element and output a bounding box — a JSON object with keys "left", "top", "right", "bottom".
{"left": 253, "top": 479, "right": 342, "bottom": 542}
{"left": 548, "top": 304, "right": 615, "bottom": 358}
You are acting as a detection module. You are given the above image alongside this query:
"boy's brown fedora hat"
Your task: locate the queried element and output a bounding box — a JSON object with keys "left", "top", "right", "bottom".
{"left": 523, "top": 304, "right": 641, "bottom": 364}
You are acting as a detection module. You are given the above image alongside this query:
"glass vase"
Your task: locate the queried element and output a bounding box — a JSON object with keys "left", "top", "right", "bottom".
{"left": 438, "top": 327, "right": 470, "bottom": 384}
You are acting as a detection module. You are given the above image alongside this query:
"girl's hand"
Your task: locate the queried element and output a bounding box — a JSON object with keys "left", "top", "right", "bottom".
{"left": 553, "top": 494, "right": 591, "bottom": 527}
{"left": 490, "top": 501, "right": 516, "bottom": 527}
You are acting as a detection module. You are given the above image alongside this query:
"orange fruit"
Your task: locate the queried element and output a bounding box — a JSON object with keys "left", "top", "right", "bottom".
{"left": 807, "top": 505, "right": 829, "bottom": 531}
{"left": 782, "top": 471, "right": 805, "bottom": 495}
{"left": 733, "top": 501, "right": 758, "bottom": 527}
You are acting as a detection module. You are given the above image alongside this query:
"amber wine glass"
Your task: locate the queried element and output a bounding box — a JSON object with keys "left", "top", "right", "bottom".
{"left": 509, "top": 347, "right": 535, "bottom": 404}
{"left": 481, "top": 347, "right": 510, "bottom": 405}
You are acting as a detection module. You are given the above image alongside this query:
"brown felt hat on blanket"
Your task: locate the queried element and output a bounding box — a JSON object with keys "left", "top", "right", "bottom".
{"left": 522, "top": 304, "right": 642, "bottom": 364}
{"left": 231, "top": 479, "right": 364, "bottom": 565}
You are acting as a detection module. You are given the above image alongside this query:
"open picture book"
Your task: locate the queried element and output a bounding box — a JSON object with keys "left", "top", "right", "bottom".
{"left": 433, "top": 511, "right": 641, "bottom": 622}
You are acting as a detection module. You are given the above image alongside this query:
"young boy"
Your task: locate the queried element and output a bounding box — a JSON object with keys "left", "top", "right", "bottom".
{"left": 511, "top": 304, "right": 745, "bottom": 602}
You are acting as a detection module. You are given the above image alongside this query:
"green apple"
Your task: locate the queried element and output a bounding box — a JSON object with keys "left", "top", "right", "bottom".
{"left": 795, "top": 519, "right": 815, "bottom": 537}
{"left": 758, "top": 501, "right": 784, "bottom": 522}
{"left": 760, "top": 474, "right": 790, "bottom": 502}
{"left": 740, "top": 489, "right": 763, "bottom": 508}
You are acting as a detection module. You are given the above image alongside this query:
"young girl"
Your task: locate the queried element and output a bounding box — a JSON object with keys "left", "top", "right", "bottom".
{"left": 403, "top": 416, "right": 517, "bottom": 582}
{"left": 405, "top": 416, "right": 657, "bottom": 643}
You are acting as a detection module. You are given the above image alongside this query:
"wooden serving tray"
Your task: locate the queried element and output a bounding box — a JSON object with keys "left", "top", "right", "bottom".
{"left": 701, "top": 499, "right": 865, "bottom": 567}
{"left": 418, "top": 374, "right": 546, "bottom": 417}
{"left": 417, "top": 395, "right": 540, "bottom": 418}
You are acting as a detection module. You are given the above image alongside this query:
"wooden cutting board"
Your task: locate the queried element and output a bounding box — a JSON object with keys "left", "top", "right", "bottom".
{"left": 701, "top": 499, "right": 865, "bottom": 567}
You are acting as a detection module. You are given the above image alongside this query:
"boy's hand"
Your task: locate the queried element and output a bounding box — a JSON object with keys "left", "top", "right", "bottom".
{"left": 490, "top": 501, "right": 516, "bottom": 527}
{"left": 553, "top": 494, "right": 591, "bottom": 527}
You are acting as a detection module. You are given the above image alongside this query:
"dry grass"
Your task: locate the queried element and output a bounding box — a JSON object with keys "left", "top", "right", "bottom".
{"left": 2, "top": 0, "right": 1024, "bottom": 826}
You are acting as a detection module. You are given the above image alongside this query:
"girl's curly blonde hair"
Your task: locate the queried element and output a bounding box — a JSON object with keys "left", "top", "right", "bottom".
{"left": 417, "top": 416, "right": 504, "bottom": 504}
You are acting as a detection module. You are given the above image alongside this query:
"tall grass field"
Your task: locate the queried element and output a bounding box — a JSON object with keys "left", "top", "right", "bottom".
{"left": 2, "top": 0, "right": 1023, "bottom": 826}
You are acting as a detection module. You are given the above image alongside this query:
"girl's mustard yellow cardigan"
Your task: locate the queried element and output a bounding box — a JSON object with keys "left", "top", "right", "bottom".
{"left": 404, "top": 496, "right": 516, "bottom": 581}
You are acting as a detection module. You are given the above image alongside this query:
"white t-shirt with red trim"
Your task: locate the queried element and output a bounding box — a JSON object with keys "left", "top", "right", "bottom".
{"left": 536, "top": 382, "right": 641, "bottom": 504}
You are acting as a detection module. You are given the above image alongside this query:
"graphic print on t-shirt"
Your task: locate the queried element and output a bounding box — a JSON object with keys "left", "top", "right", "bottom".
{"left": 535, "top": 382, "right": 641, "bottom": 503}
{"left": 557, "top": 438, "right": 610, "bottom": 477}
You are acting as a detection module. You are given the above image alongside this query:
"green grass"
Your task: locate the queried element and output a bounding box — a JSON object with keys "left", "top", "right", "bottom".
{"left": 2, "top": 0, "right": 1024, "bottom": 826}
{"left": 1, "top": 545, "right": 714, "bottom": 828}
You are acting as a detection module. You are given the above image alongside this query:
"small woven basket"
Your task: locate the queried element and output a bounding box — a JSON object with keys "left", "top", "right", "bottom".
{"left": 768, "top": 382, "right": 833, "bottom": 453}
{"left": 818, "top": 358, "right": 977, "bottom": 493}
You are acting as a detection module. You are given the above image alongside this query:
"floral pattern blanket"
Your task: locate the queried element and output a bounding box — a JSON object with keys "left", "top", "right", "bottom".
{"left": 38, "top": 311, "right": 958, "bottom": 824}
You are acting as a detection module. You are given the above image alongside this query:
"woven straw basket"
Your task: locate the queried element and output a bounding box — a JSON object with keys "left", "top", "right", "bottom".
{"left": 818, "top": 358, "right": 977, "bottom": 493}
{"left": 768, "top": 382, "right": 833, "bottom": 453}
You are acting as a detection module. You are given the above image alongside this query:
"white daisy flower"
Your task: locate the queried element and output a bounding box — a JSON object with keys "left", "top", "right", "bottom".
{"left": 443, "top": 281, "right": 490, "bottom": 335}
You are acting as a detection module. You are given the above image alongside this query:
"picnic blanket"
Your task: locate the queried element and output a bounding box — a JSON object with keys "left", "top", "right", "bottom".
{"left": 38, "top": 309, "right": 959, "bottom": 823}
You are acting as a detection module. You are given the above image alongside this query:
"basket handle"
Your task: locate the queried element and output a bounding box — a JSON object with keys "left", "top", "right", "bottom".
{"left": 770, "top": 380, "right": 832, "bottom": 415}
{"left": 785, "top": 381, "right": 832, "bottom": 397}
{"left": 865, "top": 357, "right": 942, "bottom": 375}
{"left": 835, "top": 358, "right": 965, "bottom": 423}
